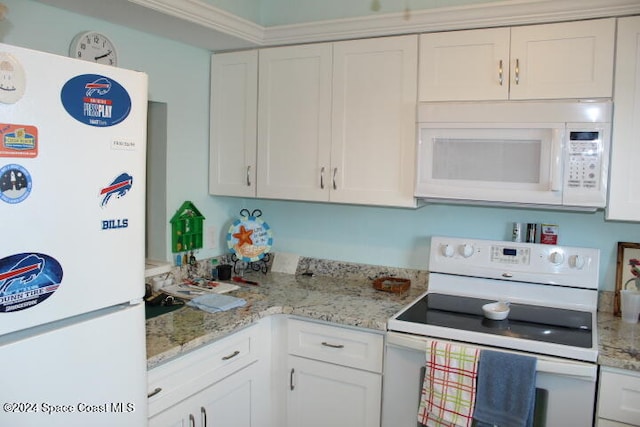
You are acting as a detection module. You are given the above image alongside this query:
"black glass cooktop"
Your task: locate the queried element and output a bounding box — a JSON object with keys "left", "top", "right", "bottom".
{"left": 396, "top": 293, "right": 593, "bottom": 348}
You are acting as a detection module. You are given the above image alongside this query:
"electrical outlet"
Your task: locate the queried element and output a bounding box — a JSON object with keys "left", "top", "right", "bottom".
{"left": 206, "top": 225, "right": 217, "bottom": 249}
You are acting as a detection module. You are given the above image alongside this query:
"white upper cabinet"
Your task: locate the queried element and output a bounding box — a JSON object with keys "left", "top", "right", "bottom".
{"left": 257, "top": 43, "right": 333, "bottom": 202}
{"left": 606, "top": 16, "right": 640, "bottom": 221}
{"left": 209, "top": 50, "right": 258, "bottom": 197}
{"left": 419, "top": 18, "right": 615, "bottom": 101}
{"left": 419, "top": 27, "right": 510, "bottom": 101}
{"left": 256, "top": 35, "right": 418, "bottom": 207}
{"left": 330, "top": 35, "right": 418, "bottom": 207}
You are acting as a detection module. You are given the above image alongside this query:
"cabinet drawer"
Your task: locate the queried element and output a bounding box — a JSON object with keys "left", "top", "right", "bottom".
{"left": 148, "top": 320, "right": 268, "bottom": 417}
{"left": 598, "top": 367, "right": 640, "bottom": 426}
{"left": 287, "top": 318, "right": 383, "bottom": 373}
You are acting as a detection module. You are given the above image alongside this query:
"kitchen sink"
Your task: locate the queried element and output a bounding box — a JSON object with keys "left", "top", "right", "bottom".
{"left": 145, "top": 293, "right": 186, "bottom": 319}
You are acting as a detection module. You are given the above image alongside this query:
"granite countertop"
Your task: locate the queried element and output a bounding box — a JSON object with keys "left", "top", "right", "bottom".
{"left": 597, "top": 312, "right": 640, "bottom": 371}
{"left": 146, "top": 269, "right": 640, "bottom": 373}
{"left": 146, "top": 270, "right": 428, "bottom": 369}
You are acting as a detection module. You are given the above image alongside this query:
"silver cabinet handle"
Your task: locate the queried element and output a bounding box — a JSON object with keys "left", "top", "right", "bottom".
{"left": 320, "top": 166, "right": 325, "bottom": 189}
{"left": 321, "top": 341, "right": 345, "bottom": 349}
{"left": 246, "top": 165, "right": 251, "bottom": 187}
{"left": 332, "top": 167, "right": 338, "bottom": 190}
{"left": 189, "top": 414, "right": 196, "bottom": 427}
{"left": 222, "top": 350, "right": 240, "bottom": 360}
{"left": 201, "top": 406, "right": 207, "bottom": 427}
{"left": 147, "top": 387, "right": 162, "bottom": 398}
{"left": 514, "top": 58, "right": 520, "bottom": 85}
{"left": 498, "top": 59, "right": 503, "bottom": 86}
{"left": 290, "top": 368, "right": 295, "bottom": 390}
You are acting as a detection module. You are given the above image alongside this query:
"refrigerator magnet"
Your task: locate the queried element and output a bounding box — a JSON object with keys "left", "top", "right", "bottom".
{"left": 0, "top": 163, "right": 32, "bottom": 204}
{"left": 61, "top": 74, "right": 132, "bottom": 127}
{"left": 0, "top": 52, "right": 26, "bottom": 104}
{"left": 0, "top": 252, "right": 64, "bottom": 312}
{"left": 0, "top": 124, "right": 38, "bottom": 158}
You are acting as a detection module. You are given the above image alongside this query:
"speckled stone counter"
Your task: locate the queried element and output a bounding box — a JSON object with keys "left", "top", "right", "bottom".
{"left": 146, "top": 260, "right": 640, "bottom": 373}
{"left": 597, "top": 312, "right": 640, "bottom": 371}
{"left": 146, "top": 270, "right": 428, "bottom": 370}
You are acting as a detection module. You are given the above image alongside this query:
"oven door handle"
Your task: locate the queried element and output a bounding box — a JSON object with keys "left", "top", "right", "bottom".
{"left": 385, "top": 332, "right": 597, "bottom": 382}
{"left": 536, "top": 359, "right": 596, "bottom": 381}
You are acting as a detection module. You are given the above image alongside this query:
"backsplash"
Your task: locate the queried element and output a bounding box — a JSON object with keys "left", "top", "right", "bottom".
{"left": 148, "top": 253, "right": 428, "bottom": 289}
{"left": 148, "top": 253, "right": 616, "bottom": 313}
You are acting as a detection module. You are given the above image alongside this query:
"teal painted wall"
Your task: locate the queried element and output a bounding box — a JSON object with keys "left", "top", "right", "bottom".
{"left": 3, "top": 0, "right": 639, "bottom": 293}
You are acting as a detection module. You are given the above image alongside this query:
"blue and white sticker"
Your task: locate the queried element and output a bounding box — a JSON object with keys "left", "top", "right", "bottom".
{"left": 99, "top": 172, "right": 133, "bottom": 207}
{"left": 0, "top": 253, "right": 63, "bottom": 312}
{"left": 60, "top": 74, "right": 132, "bottom": 127}
{"left": 0, "top": 163, "right": 32, "bottom": 204}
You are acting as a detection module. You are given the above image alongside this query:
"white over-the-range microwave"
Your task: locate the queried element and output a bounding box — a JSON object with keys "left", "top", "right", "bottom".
{"left": 415, "top": 100, "right": 612, "bottom": 211}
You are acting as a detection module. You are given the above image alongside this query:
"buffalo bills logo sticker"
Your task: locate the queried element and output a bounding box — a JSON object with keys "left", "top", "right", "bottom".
{"left": 0, "top": 253, "right": 63, "bottom": 312}
{"left": 60, "top": 74, "right": 132, "bottom": 127}
{"left": 0, "top": 163, "right": 32, "bottom": 204}
{"left": 100, "top": 172, "right": 133, "bottom": 207}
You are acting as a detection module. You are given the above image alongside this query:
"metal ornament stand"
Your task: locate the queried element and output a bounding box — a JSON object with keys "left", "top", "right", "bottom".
{"left": 231, "top": 252, "right": 270, "bottom": 275}
{"left": 230, "top": 209, "right": 270, "bottom": 275}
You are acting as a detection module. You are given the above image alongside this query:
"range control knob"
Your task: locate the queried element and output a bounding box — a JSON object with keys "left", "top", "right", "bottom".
{"left": 441, "top": 244, "right": 455, "bottom": 258}
{"left": 460, "top": 244, "right": 474, "bottom": 258}
{"left": 569, "top": 255, "right": 586, "bottom": 269}
{"left": 549, "top": 251, "right": 564, "bottom": 265}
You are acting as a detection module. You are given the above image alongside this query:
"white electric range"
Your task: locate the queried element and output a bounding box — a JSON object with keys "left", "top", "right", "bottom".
{"left": 383, "top": 236, "right": 600, "bottom": 427}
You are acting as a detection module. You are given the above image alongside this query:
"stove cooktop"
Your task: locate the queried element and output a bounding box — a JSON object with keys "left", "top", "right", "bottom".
{"left": 395, "top": 293, "right": 593, "bottom": 349}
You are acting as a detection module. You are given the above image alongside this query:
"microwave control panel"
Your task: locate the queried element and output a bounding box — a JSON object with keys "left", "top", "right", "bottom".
{"left": 567, "top": 131, "right": 602, "bottom": 190}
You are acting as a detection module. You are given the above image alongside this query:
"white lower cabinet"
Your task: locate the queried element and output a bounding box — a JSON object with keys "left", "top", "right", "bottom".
{"left": 147, "top": 320, "right": 270, "bottom": 427}
{"left": 285, "top": 318, "right": 384, "bottom": 427}
{"left": 597, "top": 367, "right": 640, "bottom": 426}
{"left": 150, "top": 362, "right": 265, "bottom": 427}
{"left": 287, "top": 355, "right": 382, "bottom": 427}
{"left": 148, "top": 316, "right": 385, "bottom": 427}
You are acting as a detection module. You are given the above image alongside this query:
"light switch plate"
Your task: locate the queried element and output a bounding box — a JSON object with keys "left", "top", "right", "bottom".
{"left": 271, "top": 252, "right": 300, "bottom": 275}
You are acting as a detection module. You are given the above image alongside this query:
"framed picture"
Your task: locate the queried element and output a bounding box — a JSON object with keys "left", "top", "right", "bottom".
{"left": 614, "top": 242, "right": 640, "bottom": 316}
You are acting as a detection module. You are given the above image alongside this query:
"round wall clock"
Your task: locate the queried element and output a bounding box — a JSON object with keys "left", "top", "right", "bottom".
{"left": 69, "top": 31, "right": 118, "bottom": 66}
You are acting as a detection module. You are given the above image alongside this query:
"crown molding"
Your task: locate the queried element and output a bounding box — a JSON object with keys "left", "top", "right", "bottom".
{"left": 129, "top": 0, "right": 265, "bottom": 45}
{"left": 263, "top": 0, "right": 640, "bottom": 46}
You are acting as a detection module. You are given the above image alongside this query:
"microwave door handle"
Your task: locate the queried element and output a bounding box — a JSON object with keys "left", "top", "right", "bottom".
{"left": 549, "top": 129, "right": 564, "bottom": 192}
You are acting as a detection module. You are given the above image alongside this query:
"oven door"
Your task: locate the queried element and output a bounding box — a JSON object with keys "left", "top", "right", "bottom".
{"left": 382, "top": 332, "right": 597, "bottom": 427}
{"left": 415, "top": 123, "right": 565, "bottom": 206}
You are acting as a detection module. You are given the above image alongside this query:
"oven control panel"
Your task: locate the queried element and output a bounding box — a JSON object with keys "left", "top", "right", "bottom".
{"left": 430, "top": 236, "right": 600, "bottom": 289}
{"left": 490, "top": 246, "right": 531, "bottom": 265}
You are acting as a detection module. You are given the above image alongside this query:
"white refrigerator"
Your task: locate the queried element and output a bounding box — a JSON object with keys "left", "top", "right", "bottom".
{"left": 0, "top": 42, "right": 148, "bottom": 426}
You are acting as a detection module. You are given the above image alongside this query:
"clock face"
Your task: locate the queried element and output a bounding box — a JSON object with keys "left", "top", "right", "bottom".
{"left": 69, "top": 31, "right": 117, "bottom": 66}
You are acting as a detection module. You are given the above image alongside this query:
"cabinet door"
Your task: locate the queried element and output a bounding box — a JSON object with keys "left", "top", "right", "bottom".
{"left": 210, "top": 50, "right": 258, "bottom": 197}
{"left": 597, "top": 367, "right": 640, "bottom": 426}
{"left": 200, "top": 362, "right": 267, "bottom": 427}
{"left": 509, "top": 18, "right": 615, "bottom": 100}
{"left": 331, "top": 35, "right": 418, "bottom": 207}
{"left": 149, "top": 398, "right": 194, "bottom": 427}
{"left": 419, "top": 28, "right": 510, "bottom": 101}
{"left": 287, "top": 355, "right": 382, "bottom": 427}
{"left": 257, "top": 44, "right": 332, "bottom": 201}
{"left": 607, "top": 16, "right": 640, "bottom": 221}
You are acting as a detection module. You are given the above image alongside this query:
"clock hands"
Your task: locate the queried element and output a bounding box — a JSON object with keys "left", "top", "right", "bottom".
{"left": 94, "top": 50, "right": 112, "bottom": 61}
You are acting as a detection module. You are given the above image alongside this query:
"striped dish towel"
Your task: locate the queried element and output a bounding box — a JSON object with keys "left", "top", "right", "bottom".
{"left": 418, "top": 340, "right": 480, "bottom": 427}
